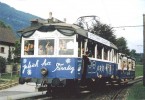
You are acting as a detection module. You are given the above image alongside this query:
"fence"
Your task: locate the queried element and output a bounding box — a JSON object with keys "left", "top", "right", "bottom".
{"left": 0, "top": 71, "right": 19, "bottom": 84}
{"left": 0, "top": 71, "right": 19, "bottom": 90}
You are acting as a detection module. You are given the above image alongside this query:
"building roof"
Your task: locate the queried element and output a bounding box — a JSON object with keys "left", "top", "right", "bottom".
{"left": 0, "top": 27, "right": 16, "bottom": 44}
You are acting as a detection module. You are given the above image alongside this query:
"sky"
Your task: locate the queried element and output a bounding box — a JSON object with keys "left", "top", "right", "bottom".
{"left": 0, "top": 0, "right": 144, "bottom": 53}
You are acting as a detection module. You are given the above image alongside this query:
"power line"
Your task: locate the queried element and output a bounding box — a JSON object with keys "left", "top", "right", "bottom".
{"left": 137, "top": 45, "right": 143, "bottom": 47}
{"left": 113, "top": 25, "right": 143, "bottom": 28}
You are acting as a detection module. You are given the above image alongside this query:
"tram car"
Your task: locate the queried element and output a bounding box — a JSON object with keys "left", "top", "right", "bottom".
{"left": 19, "top": 17, "right": 135, "bottom": 95}
{"left": 118, "top": 53, "right": 135, "bottom": 82}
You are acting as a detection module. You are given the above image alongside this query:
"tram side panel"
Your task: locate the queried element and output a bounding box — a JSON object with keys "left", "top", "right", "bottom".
{"left": 86, "top": 59, "right": 118, "bottom": 79}
{"left": 96, "top": 61, "right": 118, "bottom": 78}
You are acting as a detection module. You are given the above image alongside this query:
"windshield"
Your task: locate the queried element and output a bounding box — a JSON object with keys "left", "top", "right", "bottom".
{"left": 23, "top": 38, "right": 75, "bottom": 56}
{"left": 38, "top": 39, "right": 54, "bottom": 55}
{"left": 59, "top": 39, "right": 74, "bottom": 55}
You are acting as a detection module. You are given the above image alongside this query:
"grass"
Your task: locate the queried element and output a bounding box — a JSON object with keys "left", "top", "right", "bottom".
{"left": 135, "top": 64, "right": 143, "bottom": 77}
{"left": 126, "top": 82, "right": 145, "bottom": 100}
{"left": 0, "top": 73, "right": 19, "bottom": 84}
{"left": 126, "top": 65, "right": 145, "bottom": 100}
{"left": 1, "top": 73, "right": 19, "bottom": 80}
{"left": 0, "top": 80, "right": 6, "bottom": 84}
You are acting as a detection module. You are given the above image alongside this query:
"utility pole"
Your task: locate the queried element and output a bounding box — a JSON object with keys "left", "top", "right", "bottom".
{"left": 143, "top": 14, "right": 145, "bottom": 86}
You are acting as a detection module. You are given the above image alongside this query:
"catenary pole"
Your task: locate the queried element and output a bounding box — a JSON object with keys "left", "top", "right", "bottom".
{"left": 143, "top": 14, "right": 145, "bottom": 86}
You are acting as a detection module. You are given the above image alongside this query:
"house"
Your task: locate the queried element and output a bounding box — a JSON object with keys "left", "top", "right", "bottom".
{"left": 0, "top": 27, "right": 16, "bottom": 61}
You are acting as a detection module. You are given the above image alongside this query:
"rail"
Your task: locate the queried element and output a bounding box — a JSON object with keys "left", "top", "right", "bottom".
{"left": 112, "top": 76, "right": 143, "bottom": 100}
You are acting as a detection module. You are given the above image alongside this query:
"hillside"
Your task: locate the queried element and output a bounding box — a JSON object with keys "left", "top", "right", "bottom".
{"left": 0, "top": 2, "right": 39, "bottom": 37}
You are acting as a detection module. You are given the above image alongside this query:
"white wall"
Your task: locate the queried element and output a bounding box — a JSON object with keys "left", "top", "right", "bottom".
{"left": 0, "top": 44, "right": 15, "bottom": 60}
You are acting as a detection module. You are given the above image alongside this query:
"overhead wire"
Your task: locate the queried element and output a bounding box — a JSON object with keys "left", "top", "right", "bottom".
{"left": 112, "top": 25, "right": 144, "bottom": 28}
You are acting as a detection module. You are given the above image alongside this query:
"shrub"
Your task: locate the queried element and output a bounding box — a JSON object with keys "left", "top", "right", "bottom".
{"left": 0, "top": 56, "right": 6, "bottom": 73}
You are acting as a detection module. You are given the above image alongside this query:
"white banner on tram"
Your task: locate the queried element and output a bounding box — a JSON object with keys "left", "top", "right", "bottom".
{"left": 88, "top": 32, "right": 110, "bottom": 46}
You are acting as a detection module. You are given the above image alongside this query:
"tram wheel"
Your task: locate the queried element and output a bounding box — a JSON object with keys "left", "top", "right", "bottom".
{"left": 19, "top": 78, "right": 25, "bottom": 84}
{"left": 46, "top": 84, "right": 53, "bottom": 97}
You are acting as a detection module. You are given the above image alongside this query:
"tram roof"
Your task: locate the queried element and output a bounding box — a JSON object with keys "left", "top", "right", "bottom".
{"left": 18, "top": 23, "right": 88, "bottom": 37}
{"left": 18, "top": 22, "right": 117, "bottom": 49}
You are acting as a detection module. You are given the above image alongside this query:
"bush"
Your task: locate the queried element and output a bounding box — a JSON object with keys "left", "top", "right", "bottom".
{"left": 0, "top": 56, "right": 6, "bottom": 73}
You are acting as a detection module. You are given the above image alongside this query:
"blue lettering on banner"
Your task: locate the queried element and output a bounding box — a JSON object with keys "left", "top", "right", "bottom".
{"left": 22, "top": 59, "right": 39, "bottom": 74}
{"left": 22, "top": 59, "right": 52, "bottom": 75}
{"left": 52, "top": 63, "right": 74, "bottom": 74}
{"left": 41, "top": 59, "right": 51, "bottom": 66}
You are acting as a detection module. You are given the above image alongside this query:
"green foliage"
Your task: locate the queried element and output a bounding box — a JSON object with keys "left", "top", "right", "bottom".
{"left": 12, "top": 41, "right": 21, "bottom": 63}
{"left": 135, "top": 65, "right": 143, "bottom": 77}
{"left": 0, "top": 56, "right": 6, "bottom": 73}
{"left": 0, "top": 20, "right": 12, "bottom": 29}
{"left": 92, "top": 22, "right": 116, "bottom": 44}
{"left": 116, "top": 37, "right": 127, "bottom": 50}
{"left": 129, "top": 49, "right": 143, "bottom": 64}
{"left": 127, "top": 82, "right": 145, "bottom": 100}
{"left": 7, "top": 47, "right": 12, "bottom": 64}
{"left": 0, "top": 20, "right": 7, "bottom": 28}
{"left": 126, "top": 65, "right": 143, "bottom": 99}
{"left": 116, "top": 37, "right": 130, "bottom": 54}
{"left": 130, "top": 49, "right": 136, "bottom": 57}
{"left": 90, "top": 19, "right": 140, "bottom": 58}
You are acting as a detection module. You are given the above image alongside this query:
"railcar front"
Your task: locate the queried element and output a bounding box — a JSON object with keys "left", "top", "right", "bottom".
{"left": 19, "top": 24, "right": 83, "bottom": 93}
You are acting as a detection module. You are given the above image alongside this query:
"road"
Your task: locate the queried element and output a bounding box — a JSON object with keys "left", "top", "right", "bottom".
{"left": 0, "top": 82, "right": 45, "bottom": 100}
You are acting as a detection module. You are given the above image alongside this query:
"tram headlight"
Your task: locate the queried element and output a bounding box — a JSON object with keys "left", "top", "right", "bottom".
{"left": 99, "top": 75, "right": 102, "bottom": 78}
{"left": 41, "top": 67, "right": 48, "bottom": 76}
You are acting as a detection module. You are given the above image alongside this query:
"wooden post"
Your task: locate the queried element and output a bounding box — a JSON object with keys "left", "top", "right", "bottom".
{"left": 143, "top": 14, "right": 145, "bottom": 86}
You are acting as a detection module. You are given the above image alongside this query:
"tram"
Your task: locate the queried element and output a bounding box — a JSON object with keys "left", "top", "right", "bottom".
{"left": 19, "top": 17, "right": 135, "bottom": 94}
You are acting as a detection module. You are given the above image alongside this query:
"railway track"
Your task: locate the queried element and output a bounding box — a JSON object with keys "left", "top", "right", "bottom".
{"left": 112, "top": 76, "right": 143, "bottom": 100}
{"left": 86, "top": 76, "right": 143, "bottom": 100}
{"left": 16, "top": 77, "right": 143, "bottom": 100}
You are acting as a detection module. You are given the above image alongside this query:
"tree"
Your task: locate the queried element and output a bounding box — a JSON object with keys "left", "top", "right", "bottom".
{"left": 116, "top": 37, "right": 130, "bottom": 54}
{"left": 12, "top": 41, "right": 21, "bottom": 63}
{"left": 0, "top": 56, "right": 6, "bottom": 73}
{"left": 75, "top": 16, "right": 117, "bottom": 45}
{"left": 0, "top": 20, "right": 7, "bottom": 28}
{"left": 92, "top": 23, "right": 116, "bottom": 44}
{"left": 7, "top": 46, "right": 12, "bottom": 64}
{"left": 75, "top": 16, "right": 133, "bottom": 55}
{"left": 130, "top": 49, "right": 143, "bottom": 64}
{"left": 0, "top": 20, "right": 12, "bottom": 29}
{"left": 130, "top": 49, "right": 136, "bottom": 57}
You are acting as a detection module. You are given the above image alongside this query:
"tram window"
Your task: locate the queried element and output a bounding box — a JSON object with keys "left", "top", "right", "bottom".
{"left": 121, "top": 57, "right": 127, "bottom": 70}
{"left": 24, "top": 40, "right": 34, "bottom": 55}
{"left": 38, "top": 39, "right": 54, "bottom": 55}
{"left": 87, "top": 41, "right": 95, "bottom": 57}
{"left": 82, "top": 41, "right": 85, "bottom": 54}
{"left": 59, "top": 39, "right": 74, "bottom": 55}
{"left": 78, "top": 41, "right": 81, "bottom": 57}
{"left": 114, "top": 50, "right": 117, "bottom": 62}
{"left": 104, "top": 48, "right": 108, "bottom": 60}
{"left": 128, "top": 59, "right": 132, "bottom": 70}
{"left": 97, "top": 46, "right": 102, "bottom": 59}
{"left": 91, "top": 44, "right": 95, "bottom": 58}
{"left": 38, "top": 43, "right": 44, "bottom": 55}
